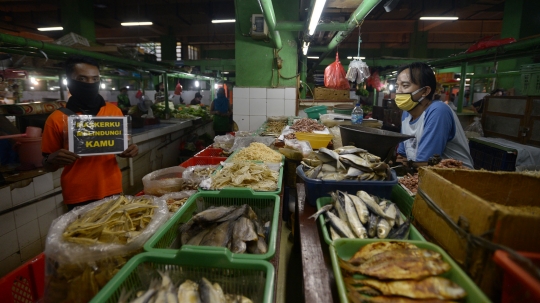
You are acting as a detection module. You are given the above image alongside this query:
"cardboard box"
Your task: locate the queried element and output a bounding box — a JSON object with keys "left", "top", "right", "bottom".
{"left": 412, "top": 168, "right": 540, "bottom": 301}
{"left": 314, "top": 87, "right": 350, "bottom": 100}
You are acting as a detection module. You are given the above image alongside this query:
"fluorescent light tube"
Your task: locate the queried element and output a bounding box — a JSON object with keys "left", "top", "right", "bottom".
{"left": 308, "top": 0, "right": 327, "bottom": 35}
{"left": 420, "top": 17, "right": 458, "bottom": 20}
{"left": 302, "top": 42, "right": 310, "bottom": 56}
{"left": 347, "top": 56, "right": 366, "bottom": 60}
{"left": 212, "top": 19, "right": 235, "bottom": 23}
{"left": 37, "top": 27, "right": 63, "bottom": 31}
{"left": 121, "top": 22, "right": 153, "bottom": 26}
{"left": 307, "top": 56, "right": 319, "bottom": 59}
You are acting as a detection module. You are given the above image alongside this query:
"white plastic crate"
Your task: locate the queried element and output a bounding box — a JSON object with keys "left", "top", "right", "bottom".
{"left": 55, "top": 32, "right": 90, "bottom": 47}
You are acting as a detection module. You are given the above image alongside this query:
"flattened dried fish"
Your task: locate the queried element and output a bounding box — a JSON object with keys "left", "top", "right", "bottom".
{"left": 358, "top": 256, "right": 451, "bottom": 279}
{"left": 349, "top": 242, "right": 419, "bottom": 265}
{"left": 350, "top": 277, "right": 467, "bottom": 300}
{"left": 199, "top": 221, "right": 234, "bottom": 247}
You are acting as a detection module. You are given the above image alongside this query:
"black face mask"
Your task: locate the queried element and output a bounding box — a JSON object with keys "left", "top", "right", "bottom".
{"left": 67, "top": 80, "right": 104, "bottom": 115}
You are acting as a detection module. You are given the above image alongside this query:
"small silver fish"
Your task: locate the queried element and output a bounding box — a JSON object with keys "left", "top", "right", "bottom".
{"left": 199, "top": 278, "right": 226, "bottom": 303}
{"left": 367, "top": 213, "right": 378, "bottom": 238}
{"left": 347, "top": 193, "right": 369, "bottom": 225}
{"left": 334, "top": 146, "right": 367, "bottom": 155}
{"left": 322, "top": 163, "right": 337, "bottom": 172}
{"left": 339, "top": 191, "right": 367, "bottom": 239}
{"left": 346, "top": 167, "right": 364, "bottom": 178}
{"left": 308, "top": 203, "right": 333, "bottom": 220}
{"left": 377, "top": 217, "right": 391, "bottom": 239}
{"left": 325, "top": 211, "right": 355, "bottom": 238}
{"left": 330, "top": 192, "right": 349, "bottom": 224}
{"left": 356, "top": 191, "right": 394, "bottom": 220}
{"left": 177, "top": 280, "right": 201, "bottom": 303}
{"left": 319, "top": 148, "right": 346, "bottom": 171}
{"left": 329, "top": 225, "right": 341, "bottom": 241}
{"left": 224, "top": 294, "right": 253, "bottom": 303}
{"left": 384, "top": 203, "right": 397, "bottom": 228}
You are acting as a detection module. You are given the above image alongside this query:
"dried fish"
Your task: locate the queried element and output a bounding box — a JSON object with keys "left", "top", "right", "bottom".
{"left": 210, "top": 162, "right": 279, "bottom": 191}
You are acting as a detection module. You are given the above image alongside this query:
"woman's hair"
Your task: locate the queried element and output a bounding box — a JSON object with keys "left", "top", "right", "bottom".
{"left": 396, "top": 62, "right": 436, "bottom": 100}
{"left": 217, "top": 87, "right": 225, "bottom": 97}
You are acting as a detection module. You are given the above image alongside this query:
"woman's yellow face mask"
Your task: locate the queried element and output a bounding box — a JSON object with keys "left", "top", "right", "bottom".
{"left": 395, "top": 87, "right": 427, "bottom": 111}
{"left": 395, "top": 68, "right": 428, "bottom": 111}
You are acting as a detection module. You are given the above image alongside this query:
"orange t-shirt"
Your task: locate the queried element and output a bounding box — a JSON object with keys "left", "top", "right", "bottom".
{"left": 42, "top": 103, "right": 124, "bottom": 204}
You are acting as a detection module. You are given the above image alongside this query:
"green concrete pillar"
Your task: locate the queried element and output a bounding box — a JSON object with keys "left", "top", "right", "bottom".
{"left": 498, "top": 0, "right": 540, "bottom": 90}
{"left": 160, "top": 33, "right": 177, "bottom": 62}
{"left": 301, "top": 55, "right": 307, "bottom": 99}
{"left": 60, "top": 0, "right": 95, "bottom": 43}
{"left": 408, "top": 21, "right": 428, "bottom": 59}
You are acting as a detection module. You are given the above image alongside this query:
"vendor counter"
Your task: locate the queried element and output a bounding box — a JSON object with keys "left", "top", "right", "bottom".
{"left": 0, "top": 117, "right": 213, "bottom": 277}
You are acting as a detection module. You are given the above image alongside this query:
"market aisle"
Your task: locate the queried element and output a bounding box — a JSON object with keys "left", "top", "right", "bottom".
{"left": 276, "top": 221, "right": 293, "bottom": 303}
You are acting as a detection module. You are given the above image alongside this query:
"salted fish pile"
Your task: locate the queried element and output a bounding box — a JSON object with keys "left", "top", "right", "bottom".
{"left": 119, "top": 271, "right": 253, "bottom": 303}
{"left": 302, "top": 146, "right": 391, "bottom": 181}
{"left": 177, "top": 204, "right": 270, "bottom": 254}
{"left": 310, "top": 190, "right": 410, "bottom": 241}
{"left": 339, "top": 242, "right": 467, "bottom": 302}
{"left": 210, "top": 162, "right": 279, "bottom": 191}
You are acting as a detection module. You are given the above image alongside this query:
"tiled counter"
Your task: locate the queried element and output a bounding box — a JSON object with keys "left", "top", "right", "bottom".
{"left": 0, "top": 118, "right": 213, "bottom": 277}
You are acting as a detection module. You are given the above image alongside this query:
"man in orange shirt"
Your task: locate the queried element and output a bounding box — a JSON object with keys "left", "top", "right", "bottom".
{"left": 42, "top": 55, "right": 138, "bottom": 210}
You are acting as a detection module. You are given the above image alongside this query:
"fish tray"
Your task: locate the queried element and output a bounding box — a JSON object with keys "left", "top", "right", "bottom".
{"left": 90, "top": 250, "right": 274, "bottom": 303}
{"left": 180, "top": 156, "right": 227, "bottom": 168}
{"left": 316, "top": 197, "right": 425, "bottom": 246}
{"left": 0, "top": 253, "right": 44, "bottom": 303}
{"left": 143, "top": 189, "right": 280, "bottom": 261}
{"left": 199, "top": 163, "right": 284, "bottom": 194}
{"left": 194, "top": 147, "right": 226, "bottom": 157}
{"left": 330, "top": 239, "right": 491, "bottom": 303}
{"left": 296, "top": 165, "right": 397, "bottom": 207}
{"left": 391, "top": 183, "right": 415, "bottom": 218}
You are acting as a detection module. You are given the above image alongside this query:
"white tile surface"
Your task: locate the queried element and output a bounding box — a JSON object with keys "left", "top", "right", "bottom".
{"left": 267, "top": 88, "right": 285, "bottom": 99}
{"left": 250, "top": 99, "right": 267, "bottom": 116}
{"left": 55, "top": 194, "right": 63, "bottom": 207}
{"left": 52, "top": 168, "right": 63, "bottom": 180}
{"left": 233, "top": 98, "right": 250, "bottom": 115}
{"left": 0, "top": 212, "right": 15, "bottom": 237}
{"left": 285, "top": 87, "right": 296, "bottom": 100}
{"left": 33, "top": 173, "right": 53, "bottom": 196}
{"left": 11, "top": 182, "right": 34, "bottom": 206}
{"left": 17, "top": 219, "right": 40, "bottom": 248}
{"left": 0, "top": 230, "right": 19, "bottom": 260}
{"left": 36, "top": 197, "right": 56, "bottom": 217}
{"left": 20, "top": 239, "right": 41, "bottom": 262}
{"left": 56, "top": 205, "right": 66, "bottom": 217}
{"left": 249, "top": 87, "right": 266, "bottom": 99}
{"left": 267, "top": 99, "right": 285, "bottom": 116}
{"left": 53, "top": 178, "right": 61, "bottom": 188}
{"left": 14, "top": 204, "right": 37, "bottom": 228}
{"left": 233, "top": 87, "right": 249, "bottom": 99}
{"left": 233, "top": 115, "right": 250, "bottom": 131}
{"left": 38, "top": 210, "right": 57, "bottom": 239}
{"left": 285, "top": 99, "right": 297, "bottom": 116}
{"left": 249, "top": 115, "right": 267, "bottom": 131}
{"left": 0, "top": 186, "right": 12, "bottom": 211}
{"left": 0, "top": 253, "right": 21, "bottom": 278}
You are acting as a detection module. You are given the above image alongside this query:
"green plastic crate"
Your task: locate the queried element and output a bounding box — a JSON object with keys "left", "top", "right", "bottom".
{"left": 330, "top": 239, "right": 491, "bottom": 303}
{"left": 90, "top": 249, "right": 275, "bottom": 303}
{"left": 316, "top": 197, "right": 425, "bottom": 245}
{"left": 144, "top": 189, "right": 280, "bottom": 260}
{"left": 391, "top": 184, "right": 415, "bottom": 218}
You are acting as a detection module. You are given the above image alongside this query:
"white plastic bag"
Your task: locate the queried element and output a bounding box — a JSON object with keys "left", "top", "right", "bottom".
{"left": 44, "top": 195, "right": 168, "bottom": 303}
{"left": 142, "top": 166, "right": 186, "bottom": 196}
{"left": 213, "top": 133, "right": 235, "bottom": 150}
{"left": 160, "top": 190, "right": 197, "bottom": 214}
{"left": 465, "top": 116, "right": 484, "bottom": 138}
{"left": 284, "top": 138, "right": 313, "bottom": 157}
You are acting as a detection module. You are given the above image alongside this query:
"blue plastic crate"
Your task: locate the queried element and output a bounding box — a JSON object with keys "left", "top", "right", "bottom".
{"left": 469, "top": 139, "right": 517, "bottom": 171}
{"left": 296, "top": 165, "right": 397, "bottom": 206}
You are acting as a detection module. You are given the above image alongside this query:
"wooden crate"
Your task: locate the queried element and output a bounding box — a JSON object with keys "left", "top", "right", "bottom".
{"left": 314, "top": 87, "right": 350, "bottom": 100}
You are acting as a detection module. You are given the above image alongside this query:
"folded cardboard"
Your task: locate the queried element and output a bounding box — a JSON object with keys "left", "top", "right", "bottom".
{"left": 412, "top": 168, "right": 540, "bottom": 301}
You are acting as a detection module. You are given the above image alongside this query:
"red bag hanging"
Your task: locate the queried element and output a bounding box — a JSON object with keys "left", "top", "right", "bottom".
{"left": 135, "top": 89, "right": 143, "bottom": 99}
{"left": 174, "top": 82, "right": 183, "bottom": 95}
{"left": 324, "top": 52, "right": 350, "bottom": 90}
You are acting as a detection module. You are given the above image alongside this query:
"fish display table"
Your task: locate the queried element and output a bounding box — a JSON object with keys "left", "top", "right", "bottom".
{"left": 295, "top": 183, "right": 339, "bottom": 302}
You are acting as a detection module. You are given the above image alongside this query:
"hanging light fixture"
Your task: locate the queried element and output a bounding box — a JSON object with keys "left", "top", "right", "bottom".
{"left": 308, "top": 0, "right": 327, "bottom": 35}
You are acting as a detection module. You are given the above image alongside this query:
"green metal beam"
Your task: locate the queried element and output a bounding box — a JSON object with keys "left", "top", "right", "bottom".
{"left": 257, "top": 0, "right": 283, "bottom": 49}
{"left": 307, "top": 0, "right": 382, "bottom": 74}
{"left": 275, "top": 21, "right": 349, "bottom": 32}
{"left": 0, "top": 33, "right": 190, "bottom": 74}
{"left": 467, "top": 71, "right": 520, "bottom": 79}
{"left": 427, "top": 36, "right": 540, "bottom": 68}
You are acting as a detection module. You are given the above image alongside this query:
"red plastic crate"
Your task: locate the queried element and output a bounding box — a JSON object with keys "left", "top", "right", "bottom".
{"left": 493, "top": 250, "right": 540, "bottom": 303}
{"left": 180, "top": 156, "right": 226, "bottom": 168}
{"left": 194, "top": 148, "right": 225, "bottom": 157}
{"left": 0, "top": 253, "right": 45, "bottom": 303}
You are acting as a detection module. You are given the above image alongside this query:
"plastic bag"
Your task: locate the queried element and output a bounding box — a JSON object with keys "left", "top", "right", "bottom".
{"left": 142, "top": 166, "right": 187, "bottom": 196}
{"left": 174, "top": 82, "right": 183, "bottom": 95}
{"left": 466, "top": 36, "right": 516, "bottom": 53}
{"left": 284, "top": 138, "right": 313, "bottom": 157}
{"left": 44, "top": 195, "right": 168, "bottom": 303}
{"left": 229, "top": 136, "right": 276, "bottom": 152}
{"left": 328, "top": 126, "right": 343, "bottom": 148}
{"left": 160, "top": 190, "right": 197, "bottom": 214}
{"left": 182, "top": 164, "right": 220, "bottom": 181}
{"left": 213, "top": 133, "right": 235, "bottom": 150}
{"left": 324, "top": 52, "right": 350, "bottom": 90}
{"left": 465, "top": 116, "right": 484, "bottom": 138}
